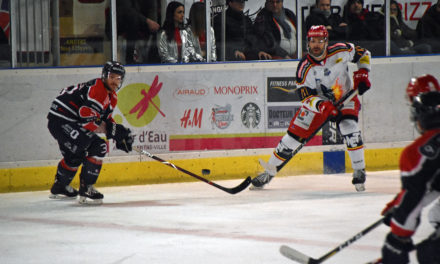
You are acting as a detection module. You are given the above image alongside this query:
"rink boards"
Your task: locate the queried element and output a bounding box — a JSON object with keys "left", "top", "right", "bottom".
{"left": 0, "top": 144, "right": 404, "bottom": 192}
{"left": 1, "top": 56, "right": 439, "bottom": 193}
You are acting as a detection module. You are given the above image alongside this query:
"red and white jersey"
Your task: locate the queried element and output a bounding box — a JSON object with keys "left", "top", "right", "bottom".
{"left": 48, "top": 78, "right": 117, "bottom": 132}
{"left": 390, "top": 129, "right": 440, "bottom": 237}
{"left": 295, "top": 42, "right": 371, "bottom": 112}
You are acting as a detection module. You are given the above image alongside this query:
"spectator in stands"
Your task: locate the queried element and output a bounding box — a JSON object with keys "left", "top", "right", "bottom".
{"left": 112, "top": 0, "right": 160, "bottom": 64}
{"left": 254, "top": 0, "right": 297, "bottom": 59}
{"left": 213, "top": 0, "right": 271, "bottom": 61}
{"left": 380, "top": 1, "right": 431, "bottom": 55}
{"left": 157, "top": 1, "right": 203, "bottom": 63}
{"left": 416, "top": 0, "right": 440, "bottom": 53}
{"left": 342, "top": 0, "right": 384, "bottom": 55}
{"left": 0, "top": 27, "right": 10, "bottom": 66}
{"left": 188, "top": 2, "right": 217, "bottom": 61}
{"left": 305, "top": 0, "right": 347, "bottom": 41}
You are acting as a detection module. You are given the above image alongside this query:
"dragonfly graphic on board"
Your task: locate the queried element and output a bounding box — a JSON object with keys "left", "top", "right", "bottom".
{"left": 129, "top": 75, "right": 166, "bottom": 119}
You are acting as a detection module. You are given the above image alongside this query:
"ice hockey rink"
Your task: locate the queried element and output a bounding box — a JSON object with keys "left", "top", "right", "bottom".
{"left": 0, "top": 170, "right": 436, "bottom": 264}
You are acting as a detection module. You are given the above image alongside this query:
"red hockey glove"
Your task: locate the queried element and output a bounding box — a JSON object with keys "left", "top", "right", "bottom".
{"left": 353, "top": 68, "right": 371, "bottom": 95}
{"left": 318, "top": 100, "right": 340, "bottom": 122}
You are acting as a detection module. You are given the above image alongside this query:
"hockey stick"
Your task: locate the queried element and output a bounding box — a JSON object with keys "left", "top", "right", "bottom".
{"left": 275, "top": 89, "right": 359, "bottom": 173}
{"left": 133, "top": 147, "right": 252, "bottom": 195}
{"left": 280, "top": 217, "right": 384, "bottom": 264}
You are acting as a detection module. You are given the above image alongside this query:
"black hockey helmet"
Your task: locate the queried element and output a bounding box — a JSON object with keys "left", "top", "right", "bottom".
{"left": 102, "top": 60, "right": 125, "bottom": 90}
{"left": 410, "top": 91, "right": 440, "bottom": 132}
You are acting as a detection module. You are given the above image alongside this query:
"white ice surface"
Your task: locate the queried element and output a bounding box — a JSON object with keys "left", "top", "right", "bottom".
{"left": 0, "top": 170, "right": 435, "bottom": 264}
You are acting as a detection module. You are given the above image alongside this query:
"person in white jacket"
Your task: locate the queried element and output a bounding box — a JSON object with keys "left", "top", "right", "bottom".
{"left": 157, "top": 1, "right": 203, "bottom": 63}
{"left": 188, "top": 2, "right": 217, "bottom": 62}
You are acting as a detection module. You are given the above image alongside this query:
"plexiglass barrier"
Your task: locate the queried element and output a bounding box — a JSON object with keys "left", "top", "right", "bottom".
{"left": 0, "top": 0, "right": 439, "bottom": 68}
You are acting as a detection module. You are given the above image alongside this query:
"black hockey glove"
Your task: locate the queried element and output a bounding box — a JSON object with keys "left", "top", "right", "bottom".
{"left": 106, "top": 121, "right": 128, "bottom": 142}
{"left": 106, "top": 121, "right": 133, "bottom": 153}
{"left": 381, "top": 232, "right": 414, "bottom": 264}
{"left": 115, "top": 131, "right": 133, "bottom": 153}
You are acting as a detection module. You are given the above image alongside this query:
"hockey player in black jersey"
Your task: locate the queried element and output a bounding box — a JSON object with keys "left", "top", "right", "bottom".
{"left": 47, "top": 61, "right": 133, "bottom": 204}
{"left": 378, "top": 74, "right": 440, "bottom": 264}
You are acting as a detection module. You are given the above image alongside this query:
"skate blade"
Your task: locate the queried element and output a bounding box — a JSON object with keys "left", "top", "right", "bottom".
{"left": 78, "top": 196, "right": 103, "bottom": 205}
{"left": 49, "top": 194, "right": 77, "bottom": 200}
{"left": 354, "top": 183, "right": 366, "bottom": 192}
{"left": 249, "top": 185, "right": 265, "bottom": 190}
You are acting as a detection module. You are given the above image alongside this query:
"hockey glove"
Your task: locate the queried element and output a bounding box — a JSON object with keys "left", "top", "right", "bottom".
{"left": 318, "top": 100, "right": 341, "bottom": 122}
{"left": 106, "top": 121, "right": 128, "bottom": 142}
{"left": 353, "top": 68, "right": 371, "bottom": 95}
{"left": 381, "top": 232, "right": 413, "bottom": 264}
{"left": 115, "top": 134, "right": 133, "bottom": 153}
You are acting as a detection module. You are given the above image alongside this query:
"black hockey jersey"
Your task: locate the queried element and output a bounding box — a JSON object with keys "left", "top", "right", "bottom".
{"left": 48, "top": 78, "right": 117, "bottom": 132}
{"left": 391, "top": 128, "right": 440, "bottom": 237}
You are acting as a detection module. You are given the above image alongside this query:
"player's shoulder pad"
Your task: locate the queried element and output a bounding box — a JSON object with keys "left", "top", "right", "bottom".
{"left": 296, "top": 57, "right": 314, "bottom": 85}
{"left": 327, "top": 42, "right": 352, "bottom": 56}
{"left": 352, "top": 44, "right": 369, "bottom": 63}
{"left": 87, "top": 78, "right": 109, "bottom": 106}
{"left": 419, "top": 133, "right": 440, "bottom": 159}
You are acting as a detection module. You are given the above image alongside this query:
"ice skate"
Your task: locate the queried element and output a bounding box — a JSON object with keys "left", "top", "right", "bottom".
{"left": 49, "top": 181, "right": 78, "bottom": 199}
{"left": 79, "top": 185, "right": 103, "bottom": 205}
{"left": 250, "top": 171, "right": 274, "bottom": 190}
{"left": 352, "top": 169, "right": 366, "bottom": 192}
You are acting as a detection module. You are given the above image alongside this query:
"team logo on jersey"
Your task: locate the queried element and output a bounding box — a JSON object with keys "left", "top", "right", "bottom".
{"left": 241, "top": 102, "right": 261, "bottom": 128}
{"left": 210, "top": 104, "right": 234, "bottom": 129}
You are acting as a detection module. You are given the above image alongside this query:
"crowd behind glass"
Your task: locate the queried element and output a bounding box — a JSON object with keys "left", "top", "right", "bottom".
{"left": 0, "top": 0, "right": 439, "bottom": 68}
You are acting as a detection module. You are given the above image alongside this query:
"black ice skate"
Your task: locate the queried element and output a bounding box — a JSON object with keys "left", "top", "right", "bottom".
{"left": 79, "top": 185, "right": 103, "bottom": 205}
{"left": 49, "top": 181, "right": 78, "bottom": 199}
{"left": 250, "top": 171, "right": 274, "bottom": 190}
{"left": 352, "top": 169, "right": 366, "bottom": 192}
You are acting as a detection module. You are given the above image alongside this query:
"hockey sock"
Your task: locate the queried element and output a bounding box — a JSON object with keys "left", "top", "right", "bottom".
{"left": 339, "top": 119, "right": 365, "bottom": 170}
{"left": 55, "top": 159, "right": 79, "bottom": 186}
{"left": 79, "top": 157, "right": 103, "bottom": 186}
{"left": 268, "top": 134, "right": 302, "bottom": 171}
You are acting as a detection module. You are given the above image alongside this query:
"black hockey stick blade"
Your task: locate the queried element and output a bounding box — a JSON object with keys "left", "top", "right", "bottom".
{"left": 133, "top": 147, "right": 251, "bottom": 195}
{"left": 280, "top": 217, "right": 384, "bottom": 264}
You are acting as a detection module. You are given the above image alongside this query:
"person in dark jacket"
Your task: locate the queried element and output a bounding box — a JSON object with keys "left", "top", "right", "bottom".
{"left": 379, "top": 1, "right": 431, "bottom": 55}
{"left": 254, "top": 0, "right": 297, "bottom": 59}
{"left": 110, "top": 0, "right": 160, "bottom": 64}
{"left": 213, "top": 0, "right": 271, "bottom": 61}
{"left": 305, "top": 0, "right": 347, "bottom": 41}
{"left": 342, "top": 0, "right": 384, "bottom": 55}
{"left": 416, "top": 0, "right": 440, "bottom": 53}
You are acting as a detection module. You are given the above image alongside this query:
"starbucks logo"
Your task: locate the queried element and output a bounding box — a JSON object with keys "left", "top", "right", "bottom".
{"left": 241, "top": 102, "right": 261, "bottom": 128}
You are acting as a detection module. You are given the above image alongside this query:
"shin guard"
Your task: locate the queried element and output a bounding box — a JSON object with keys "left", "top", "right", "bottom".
{"left": 55, "top": 159, "right": 79, "bottom": 186}
{"left": 269, "top": 134, "right": 302, "bottom": 170}
{"left": 79, "top": 157, "right": 103, "bottom": 186}
{"left": 339, "top": 119, "right": 365, "bottom": 170}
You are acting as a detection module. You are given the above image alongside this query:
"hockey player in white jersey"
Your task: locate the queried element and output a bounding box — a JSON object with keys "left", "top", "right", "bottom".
{"left": 251, "top": 25, "right": 371, "bottom": 191}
